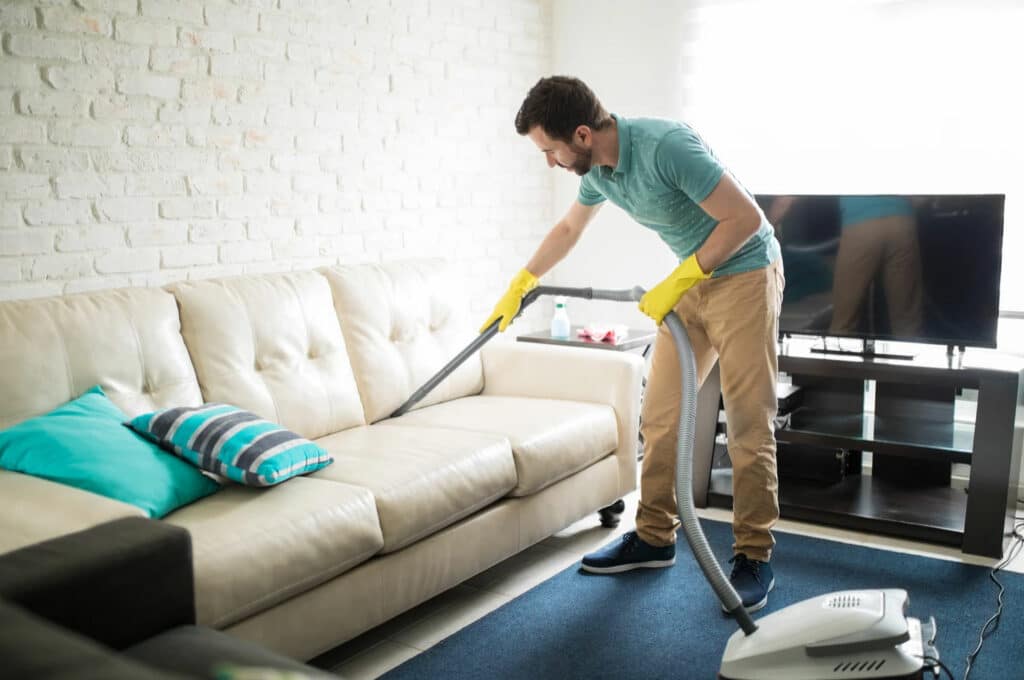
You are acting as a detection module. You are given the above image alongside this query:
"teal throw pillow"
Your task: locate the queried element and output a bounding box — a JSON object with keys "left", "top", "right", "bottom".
{"left": 0, "top": 385, "right": 221, "bottom": 518}
{"left": 127, "top": 404, "right": 333, "bottom": 487}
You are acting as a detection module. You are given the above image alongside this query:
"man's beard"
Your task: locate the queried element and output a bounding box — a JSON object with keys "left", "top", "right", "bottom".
{"left": 568, "top": 143, "right": 592, "bottom": 176}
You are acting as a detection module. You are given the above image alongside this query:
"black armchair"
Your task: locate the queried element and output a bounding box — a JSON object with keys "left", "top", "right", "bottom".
{"left": 0, "top": 517, "right": 335, "bottom": 679}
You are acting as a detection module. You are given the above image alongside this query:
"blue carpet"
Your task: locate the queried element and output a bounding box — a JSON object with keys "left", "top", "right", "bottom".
{"left": 383, "top": 519, "right": 1023, "bottom": 679}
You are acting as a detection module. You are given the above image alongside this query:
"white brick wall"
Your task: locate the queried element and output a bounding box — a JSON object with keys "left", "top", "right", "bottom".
{"left": 0, "top": 0, "right": 554, "bottom": 324}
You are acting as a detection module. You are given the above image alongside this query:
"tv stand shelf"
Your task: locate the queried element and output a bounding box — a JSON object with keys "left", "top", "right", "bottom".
{"left": 782, "top": 409, "right": 975, "bottom": 463}
{"left": 693, "top": 341, "right": 1023, "bottom": 558}
{"left": 708, "top": 469, "right": 967, "bottom": 547}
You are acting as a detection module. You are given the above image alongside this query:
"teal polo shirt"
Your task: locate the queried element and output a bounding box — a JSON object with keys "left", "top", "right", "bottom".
{"left": 577, "top": 114, "right": 780, "bottom": 277}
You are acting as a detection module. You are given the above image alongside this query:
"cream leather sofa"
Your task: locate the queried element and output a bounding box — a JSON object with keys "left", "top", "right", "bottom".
{"left": 0, "top": 259, "right": 643, "bottom": 661}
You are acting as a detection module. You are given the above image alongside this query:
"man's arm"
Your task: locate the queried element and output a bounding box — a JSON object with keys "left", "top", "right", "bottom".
{"left": 479, "top": 200, "right": 602, "bottom": 332}
{"left": 525, "top": 200, "right": 603, "bottom": 277}
{"left": 694, "top": 172, "right": 764, "bottom": 273}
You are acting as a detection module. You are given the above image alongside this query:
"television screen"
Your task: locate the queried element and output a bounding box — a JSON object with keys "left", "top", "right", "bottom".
{"left": 755, "top": 194, "right": 1004, "bottom": 348}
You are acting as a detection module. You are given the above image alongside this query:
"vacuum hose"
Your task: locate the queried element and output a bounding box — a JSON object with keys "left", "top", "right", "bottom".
{"left": 390, "top": 285, "right": 758, "bottom": 635}
{"left": 664, "top": 311, "right": 758, "bottom": 635}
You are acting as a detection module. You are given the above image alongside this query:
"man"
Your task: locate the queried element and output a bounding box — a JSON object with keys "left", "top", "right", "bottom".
{"left": 481, "top": 76, "right": 784, "bottom": 612}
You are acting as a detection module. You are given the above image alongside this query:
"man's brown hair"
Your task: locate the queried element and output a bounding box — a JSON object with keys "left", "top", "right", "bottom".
{"left": 514, "top": 76, "right": 612, "bottom": 143}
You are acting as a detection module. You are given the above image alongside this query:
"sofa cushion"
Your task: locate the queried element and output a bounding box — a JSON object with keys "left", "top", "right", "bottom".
{"left": 164, "top": 477, "right": 383, "bottom": 628}
{"left": 321, "top": 259, "right": 484, "bottom": 423}
{"left": 388, "top": 396, "right": 619, "bottom": 496}
{"left": 0, "top": 288, "right": 202, "bottom": 430}
{"left": 0, "top": 472, "right": 146, "bottom": 555}
{"left": 128, "top": 404, "right": 332, "bottom": 487}
{"left": 0, "top": 386, "right": 220, "bottom": 518}
{"left": 313, "top": 424, "right": 516, "bottom": 553}
{"left": 169, "top": 272, "right": 366, "bottom": 440}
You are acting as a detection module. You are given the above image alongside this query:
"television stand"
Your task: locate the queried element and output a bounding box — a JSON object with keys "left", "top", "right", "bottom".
{"left": 808, "top": 338, "right": 916, "bottom": 361}
{"left": 944, "top": 344, "right": 967, "bottom": 361}
{"left": 693, "top": 340, "right": 1024, "bottom": 559}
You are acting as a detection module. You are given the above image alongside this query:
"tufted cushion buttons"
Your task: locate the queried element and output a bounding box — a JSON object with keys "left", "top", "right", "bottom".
{"left": 390, "top": 322, "right": 419, "bottom": 344}
{"left": 169, "top": 271, "right": 367, "bottom": 439}
{"left": 430, "top": 307, "right": 451, "bottom": 333}
{"left": 0, "top": 287, "right": 204, "bottom": 429}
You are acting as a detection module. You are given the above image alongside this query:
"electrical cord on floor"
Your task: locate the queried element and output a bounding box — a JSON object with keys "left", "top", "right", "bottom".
{"left": 921, "top": 655, "right": 955, "bottom": 679}
{"left": 962, "top": 518, "right": 1024, "bottom": 680}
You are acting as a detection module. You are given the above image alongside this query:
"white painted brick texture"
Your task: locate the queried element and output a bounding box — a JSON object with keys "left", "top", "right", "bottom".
{"left": 0, "top": 0, "right": 553, "bottom": 307}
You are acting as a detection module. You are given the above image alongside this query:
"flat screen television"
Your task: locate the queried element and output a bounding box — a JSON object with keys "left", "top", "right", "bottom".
{"left": 754, "top": 194, "right": 1005, "bottom": 348}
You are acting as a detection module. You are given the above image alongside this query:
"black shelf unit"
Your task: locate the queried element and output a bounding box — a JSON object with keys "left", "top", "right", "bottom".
{"left": 700, "top": 341, "right": 1023, "bottom": 558}
{"left": 780, "top": 409, "right": 975, "bottom": 464}
{"left": 708, "top": 469, "right": 967, "bottom": 547}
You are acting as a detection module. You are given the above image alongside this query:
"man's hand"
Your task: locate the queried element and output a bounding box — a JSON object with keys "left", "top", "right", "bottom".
{"left": 638, "top": 254, "right": 710, "bottom": 324}
{"left": 480, "top": 268, "right": 539, "bottom": 333}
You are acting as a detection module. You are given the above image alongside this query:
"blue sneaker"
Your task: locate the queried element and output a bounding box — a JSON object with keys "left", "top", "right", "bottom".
{"left": 581, "top": 531, "right": 676, "bottom": 574}
{"left": 724, "top": 553, "right": 774, "bottom": 613}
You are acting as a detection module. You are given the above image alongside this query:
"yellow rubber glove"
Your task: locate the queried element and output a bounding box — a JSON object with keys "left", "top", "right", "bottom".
{"left": 480, "top": 268, "right": 539, "bottom": 333}
{"left": 638, "top": 254, "right": 711, "bottom": 324}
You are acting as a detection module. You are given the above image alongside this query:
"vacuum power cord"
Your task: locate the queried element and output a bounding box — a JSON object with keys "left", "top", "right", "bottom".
{"left": 963, "top": 518, "right": 1024, "bottom": 679}
{"left": 921, "top": 655, "right": 955, "bottom": 679}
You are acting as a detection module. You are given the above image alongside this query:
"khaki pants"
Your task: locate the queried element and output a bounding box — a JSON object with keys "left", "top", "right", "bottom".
{"left": 830, "top": 216, "right": 924, "bottom": 337}
{"left": 637, "top": 261, "right": 784, "bottom": 562}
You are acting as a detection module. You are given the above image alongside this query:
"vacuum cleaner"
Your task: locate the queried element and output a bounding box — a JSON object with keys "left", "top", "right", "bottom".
{"left": 392, "top": 284, "right": 943, "bottom": 680}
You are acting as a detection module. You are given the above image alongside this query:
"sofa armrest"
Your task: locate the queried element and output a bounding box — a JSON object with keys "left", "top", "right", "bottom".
{"left": 481, "top": 341, "right": 645, "bottom": 496}
{"left": 0, "top": 470, "right": 147, "bottom": 555}
{"left": 0, "top": 517, "right": 195, "bottom": 650}
{"left": 126, "top": 626, "right": 338, "bottom": 680}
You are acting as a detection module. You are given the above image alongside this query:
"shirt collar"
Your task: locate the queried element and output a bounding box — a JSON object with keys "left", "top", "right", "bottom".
{"left": 610, "top": 113, "right": 631, "bottom": 176}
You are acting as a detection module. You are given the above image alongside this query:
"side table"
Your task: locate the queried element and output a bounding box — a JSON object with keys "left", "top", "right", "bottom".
{"left": 516, "top": 326, "right": 657, "bottom": 355}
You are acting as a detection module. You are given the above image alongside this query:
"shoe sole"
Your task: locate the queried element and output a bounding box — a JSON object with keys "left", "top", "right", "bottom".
{"left": 722, "top": 577, "right": 775, "bottom": 614}
{"left": 580, "top": 557, "right": 676, "bottom": 574}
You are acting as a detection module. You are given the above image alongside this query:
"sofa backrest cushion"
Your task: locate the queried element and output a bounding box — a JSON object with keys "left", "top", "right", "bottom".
{"left": 0, "top": 288, "right": 203, "bottom": 429}
{"left": 169, "top": 271, "right": 366, "bottom": 440}
{"left": 321, "top": 259, "right": 484, "bottom": 423}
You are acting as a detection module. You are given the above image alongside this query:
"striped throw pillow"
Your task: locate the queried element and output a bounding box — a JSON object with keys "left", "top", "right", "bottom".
{"left": 127, "top": 404, "right": 333, "bottom": 487}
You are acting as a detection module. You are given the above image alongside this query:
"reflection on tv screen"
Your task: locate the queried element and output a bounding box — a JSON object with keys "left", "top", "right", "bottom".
{"left": 755, "top": 194, "right": 1004, "bottom": 348}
